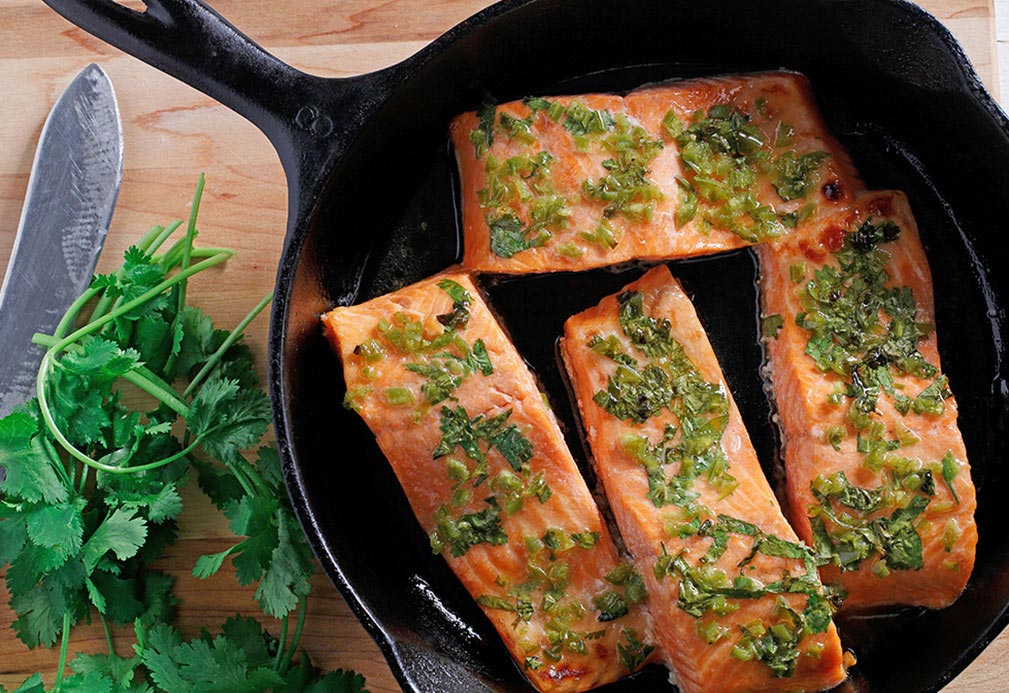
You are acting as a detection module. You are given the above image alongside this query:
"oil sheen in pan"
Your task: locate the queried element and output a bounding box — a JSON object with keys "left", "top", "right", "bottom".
{"left": 343, "top": 63, "right": 1003, "bottom": 691}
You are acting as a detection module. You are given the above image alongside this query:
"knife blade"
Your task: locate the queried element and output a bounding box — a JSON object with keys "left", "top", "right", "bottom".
{"left": 0, "top": 63, "right": 123, "bottom": 419}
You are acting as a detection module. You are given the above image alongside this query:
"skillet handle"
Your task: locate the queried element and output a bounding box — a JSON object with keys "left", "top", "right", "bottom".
{"left": 41, "top": 0, "right": 379, "bottom": 192}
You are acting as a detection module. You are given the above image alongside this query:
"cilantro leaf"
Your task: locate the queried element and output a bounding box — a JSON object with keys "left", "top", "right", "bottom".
{"left": 135, "top": 617, "right": 355, "bottom": 693}
{"left": 24, "top": 497, "right": 85, "bottom": 558}
{"left": 188, "top": 376, "right": 271, "bottom": 460}
{"left": 83, "top": 508, "right": 148, "bottom": 572}
{"left": 0, "top": 412, "right": 68, "bottom": 504}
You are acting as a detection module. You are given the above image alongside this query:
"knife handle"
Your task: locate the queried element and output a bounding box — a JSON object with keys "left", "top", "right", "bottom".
{"left": 41, "top": 0, "right": 387, "bottom": 198}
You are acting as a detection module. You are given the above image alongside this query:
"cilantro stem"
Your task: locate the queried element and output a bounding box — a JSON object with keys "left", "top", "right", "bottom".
{"left": 221, "top": 457, "right": 258, "bottom": 498}
{"left": 77, "top": 464, "right": 90, "bottom": 495}
{"left": 184, "top": 291, "right": 273, "bottom": 398}
{"left": 137, "top": 223, "right": 167, "bottom": 250}
{"left": 160, "top": 244, "right": 234, "bottom": 269}
{"left": 34, "top": 360, "right": 207, "bottom": 473}
{"left": 31, "top": 334, "right": 191, "bottom": 418}
{"left": 47, "top": 251, "right": 232, "bottom": 356}
{"left": 164, "top": 174, "right": 205, "bottom": 376}
{"left": 181, "top": 173, "right": 204, "bottom": 291}
{"left": 146, "top": 219, "right": 184, "bottom": 255}
{"left": 54, "top": 287, "right": 100, "bottom": 340}
{"left": 279, "top": 596, "right": 308, "bottom": 673}
{"left": 91, "top": 223, "right": 182, "bottom": 322}
{"left": 39, "top": 436, "right": 72, "bottom": 489}
{"left": 274, "top": 614, "right": 289, "bottom": 670}
{"left": 55, "top": 611, "right": 71, "bottom": 685}
{"left": 100, "top": 612, "right": 116, "bottom": 657}
{"left": 122, "top": 368, "right": 190, "bottom": 416}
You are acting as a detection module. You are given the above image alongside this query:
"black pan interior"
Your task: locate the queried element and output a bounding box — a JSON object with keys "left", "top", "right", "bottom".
{"left": 275, "top": 1, "right": 1009, "bottom": 690}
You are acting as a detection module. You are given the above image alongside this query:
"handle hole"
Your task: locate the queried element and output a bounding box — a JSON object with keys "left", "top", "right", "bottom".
{"left": 112, "top": 0, "right": 147, "bottom": 14}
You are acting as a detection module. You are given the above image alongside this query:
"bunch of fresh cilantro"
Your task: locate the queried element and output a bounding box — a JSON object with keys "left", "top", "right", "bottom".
{"left": 0, "top": 176, "right": 366, "bottom": 692}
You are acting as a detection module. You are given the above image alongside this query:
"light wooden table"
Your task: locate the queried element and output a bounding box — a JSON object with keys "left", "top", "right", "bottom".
{"left": 0, "top": 1, "right": 1004, "bottom": 690}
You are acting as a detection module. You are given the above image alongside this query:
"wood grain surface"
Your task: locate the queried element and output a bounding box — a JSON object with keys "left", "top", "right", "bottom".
{"left": 0, "top": 1, "right": 1003, "bottom": 691}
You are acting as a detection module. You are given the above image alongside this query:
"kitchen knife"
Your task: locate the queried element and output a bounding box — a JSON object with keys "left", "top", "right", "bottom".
{"left": 0, "top": 63, "right": 123, "bottom": 419}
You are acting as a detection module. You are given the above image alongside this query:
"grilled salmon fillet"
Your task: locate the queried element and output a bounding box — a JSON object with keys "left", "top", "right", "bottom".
{"left": 757, "top": 190, "right": 977, "bottom": 608}
{"left": 451, "top": 72, "right": 861, "bottom": 274}
{"left": 561, "top": 265, "right": 846, "bottom": 693}
{"left": 322, "top": 273, "right": 655, "bottom": 691}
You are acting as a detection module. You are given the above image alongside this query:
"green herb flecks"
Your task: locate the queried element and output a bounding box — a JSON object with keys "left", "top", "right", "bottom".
{"left": 762, "top": 314, "right": 784, "bottom": 339}
{"left": 490, "top": 467, "right": 553, "bottom": 515}
{"left": 477, "top": 530, "right": 640, "bottom": 666}
{"left": 369, "top": 281, "right": 493, "bottom": 406}
{"left": 469, "top": 103, "right": 497, "bottom": 159}
{"left": 592, "top": 564, "right": 647, "bottom": 622}
{"left": 582, "top": 115, "right": 664, "bottom": 222}
{"left": 560, "top": 100, "right": 616, "bottom": 141}
{"left": 773, "top": 151, "right": 830, "bottom": 201}
{"left": 478, "top": 152, "right": 571, "bottom": 259}
{"left": 429, "top": 498, "right": 509, "bottom": 557}
{"left": 617, "top": 628, "right": 654, "bottom": 672}
{"left": 591, "top": 291, "right": 736, "bottom": 501}
{"left": 404, "top": 338, "right": 493, "bottom": 405}
{"left": 795, "top": 219, "right": 944, "bottom": 429}
{"left": 667, "top": 103, "right": 830, "bottom": 242}
{"left": 433, "top": 405, "right": 534, "bottom": 472}
{"left": 809, "top": 469, "right": 935, "bottom": 572}
{"left": 435, "top": 279, "right": 473, "bottom": 331}
{"left": 653, "top": 524, "right": 837, "bottom": 680}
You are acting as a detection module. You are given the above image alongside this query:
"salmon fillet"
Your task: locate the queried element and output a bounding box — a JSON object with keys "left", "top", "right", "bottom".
{"left": 322, "top": 273, "right": 655, "bottom": 691}
{"left": 561, "top": 265, "right": 846, "bottom": 693}
{"left": 757, "top": 190, "right": 977, "bottom": 608}
{"left": 625, "top": 72, "right": 862, "bottom": 251}
{"left": 451, "top": 72, "right": 861, "bottom": 274}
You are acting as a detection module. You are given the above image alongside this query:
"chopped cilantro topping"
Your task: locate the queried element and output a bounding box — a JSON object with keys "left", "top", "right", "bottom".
{"left": 940, "top": 452, "right": 961, "bottom": 504}
{"left": 809, "top": 469, "right": 934, "bottom": 572}
{"left": 368, "top": 281, "right": 494, "bottom": 406}
{"left": 469, "top": 103, "right": 496, "bottom": 158}
{"left": 593, "top": 362, "right": 674, "bottom": 424}
{"left": 498, "top": 111, "right": 536, "bottom": 144}
{"left": 477, "top": 150, "right": 571, "bottom": 259}
{"left": 795, "top": 219, "right": 943, "bottom": 428}
{"left": 490, "top": 468, "right": 552, "bottom": 515}
{"left": 617, "top": 628, "right": 654, "bottom": 672}
{"left": 593, "top": 564, "right": 647, "bottom": 622}
{"left": 524, "top": 96, "right": 567, "bottom": 122}
{"left": 579, "top": 218, "right": 621, "bottom": 251}
{"left": 429, "top": 498, "right": 508, "bottom": 557}
{"left": 675, "top": 177, "right": 698, "bottom": 228}
{"left": 592, "top": 291, "right": 735, "bottom": 501}
{"left": 653, "top": 530, "right": 836, "bottom": 680}
{"left": 942, "top": 519, "right": 963, "bottom": 552}
{"left": 404, "top": 337, "right": 493, "bottom": 405}
{"left": 561, "top": 100, "right": 616, "bottom": 138}
{"left": 667, "top": 103, "right": 829, "bottom": 242}
{"left": 383, "top": 387, "right": 414, "bottom": 407}
{"left": 582, "top": 115, "right": 664, "bottom": 222}
{"left": 826, "top": 425, "right": 846, "bottom": 451}
{"left": 435, "top": 279, "right": 473, "bottom": 331}
{"left": 772, "top": 151, "right": 830, "bottom": 201}
{"left": 592, "top": 590, "right": 629, "bottom": 622}
{"left": 433, "top": 406, "right": 533, "bottom": 472}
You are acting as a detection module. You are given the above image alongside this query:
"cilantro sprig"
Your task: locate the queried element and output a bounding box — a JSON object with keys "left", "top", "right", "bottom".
{"left": 0, "top": 176, "right": 365, "bottom": 692}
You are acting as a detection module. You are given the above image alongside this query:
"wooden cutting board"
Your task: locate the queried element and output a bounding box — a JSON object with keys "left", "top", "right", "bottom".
{"left": 0, "top": 1, "right": 1002, "bottom": 690}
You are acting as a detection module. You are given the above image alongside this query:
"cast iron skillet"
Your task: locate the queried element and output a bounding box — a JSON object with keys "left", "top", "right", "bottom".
{"left": 41, "top": 0, "right": 1009, "bottom": 690}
